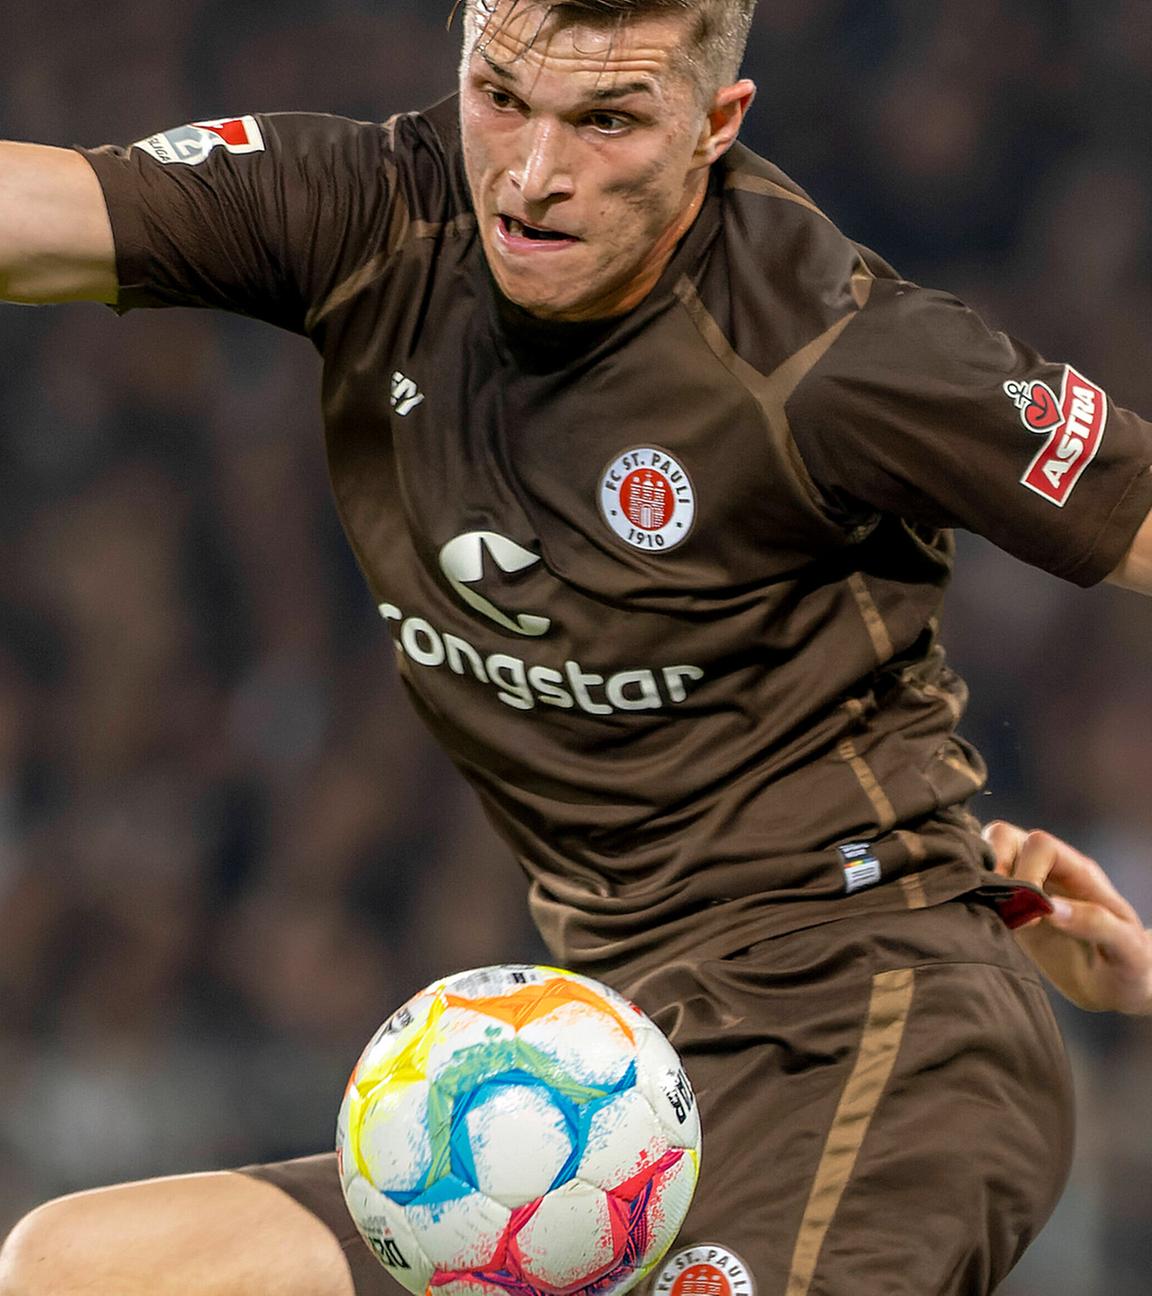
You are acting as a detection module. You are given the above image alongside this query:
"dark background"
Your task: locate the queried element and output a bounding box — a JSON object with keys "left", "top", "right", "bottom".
{"left": 1, "top": 3, "right": 1150, "bottom": 1292}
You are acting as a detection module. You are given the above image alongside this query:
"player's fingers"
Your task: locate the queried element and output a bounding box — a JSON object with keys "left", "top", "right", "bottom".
{"left": 1006, "top": 832, "right": 1133, "bottom": 923}
{"left": 981, "top": 824, "right": 1143, "bottom": 927}
{"left": 1047, "top": 896, "right": 1148, "bottom": 968}
{"left": 1039, "top": 843, "right": 1143, "bottom": 925}
{"left": 1005, "top": 829, "right": 1061, "bottom": 890}
{"left": 981, "top": 820, "right": 1028, "bottom": 877}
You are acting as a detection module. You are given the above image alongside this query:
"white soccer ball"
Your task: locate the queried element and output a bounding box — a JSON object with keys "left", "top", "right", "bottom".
{"left": 337, "top": 964, "right": 701, "bottom": 1296}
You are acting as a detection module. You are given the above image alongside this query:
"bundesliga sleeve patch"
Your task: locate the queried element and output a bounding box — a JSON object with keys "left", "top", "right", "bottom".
{"left": 1003, "top": 366, "right": 1108, "bottom": 507}
{"left": 132, "top": 116, "right": 265, "bottom": 166}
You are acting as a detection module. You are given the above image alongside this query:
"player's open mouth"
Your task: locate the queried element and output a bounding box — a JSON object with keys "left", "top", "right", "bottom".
{"left": 497, "top": 214, "right": 579, "bottom": 250}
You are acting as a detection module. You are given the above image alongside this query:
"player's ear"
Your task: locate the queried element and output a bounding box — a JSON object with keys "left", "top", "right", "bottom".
{"left": 693, "top": 79, "right": 756, "bottom": 168}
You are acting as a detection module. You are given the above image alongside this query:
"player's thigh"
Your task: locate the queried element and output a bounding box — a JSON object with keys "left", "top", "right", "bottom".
{"left": 0, "top": 1163, "right": 365, "bottom": 1296}
{"left": 818, "top": 956, "right": 1073, "bottom": 1295}
{"left": 629, "top": 945, "right": 885, "bottom": 1296}
{"left": 625, "top": 903, "right": 1074, "bottom": 1296}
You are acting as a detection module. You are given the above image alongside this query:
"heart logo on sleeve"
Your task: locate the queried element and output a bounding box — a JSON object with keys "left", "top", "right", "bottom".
{"left": 1004, "top": 379, "right": 1062, "bottom": 432}
{"left": 1022, "top": 382, "right": 1062, "bottom": 432}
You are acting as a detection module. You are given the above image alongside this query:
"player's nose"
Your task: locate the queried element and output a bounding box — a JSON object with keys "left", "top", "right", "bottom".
{"left": 509, "top": 119, "right": 574, "bottom": 205}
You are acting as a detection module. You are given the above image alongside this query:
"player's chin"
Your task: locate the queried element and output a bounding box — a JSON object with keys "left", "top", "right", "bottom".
{"left": 492, "top": 269, "right": 598, "bottom": 321}
{"left": 509, "top": 292, "right": 592, "bottom": 320}
{"left": 486, "top": 238, "right": 622, "bottom": 316}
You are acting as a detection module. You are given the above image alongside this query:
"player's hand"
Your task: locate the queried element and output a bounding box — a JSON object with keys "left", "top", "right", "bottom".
{"left": 982, "top": 821, "right": 1152, "bottom": 1014}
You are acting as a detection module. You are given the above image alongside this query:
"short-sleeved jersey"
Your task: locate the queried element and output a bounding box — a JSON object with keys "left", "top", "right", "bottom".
{"left": 80, "top": 101, "right": 1152, "bottom": 978}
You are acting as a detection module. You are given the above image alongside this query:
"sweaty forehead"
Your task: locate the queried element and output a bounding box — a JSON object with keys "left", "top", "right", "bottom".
{"left": 469, "top": 3, "right": 692, "bottom": 89}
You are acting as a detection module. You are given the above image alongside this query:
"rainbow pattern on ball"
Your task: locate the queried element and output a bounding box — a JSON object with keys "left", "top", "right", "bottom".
{"left": 337, "top": 965, "right": 701, "bottom": 1296}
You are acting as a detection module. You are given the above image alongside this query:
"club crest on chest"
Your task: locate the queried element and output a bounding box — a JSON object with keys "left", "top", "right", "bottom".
{"left": 599, "top": 448, "right": 696, "bottom": 553}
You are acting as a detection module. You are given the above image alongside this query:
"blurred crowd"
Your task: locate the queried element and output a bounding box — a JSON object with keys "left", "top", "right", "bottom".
{"left": 0, "top": 2, "right": 1150, "bottom": 1292}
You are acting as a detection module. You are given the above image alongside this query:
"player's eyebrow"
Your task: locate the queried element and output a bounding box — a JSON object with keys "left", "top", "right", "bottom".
{"left": 587, "top": 81, "right": 656, "bottom": 101}
{"left": 479, "top": 51, "right": 656, "bottom": 102}
{"left": 480, "top": 52, "right": 519, "bottom": 81}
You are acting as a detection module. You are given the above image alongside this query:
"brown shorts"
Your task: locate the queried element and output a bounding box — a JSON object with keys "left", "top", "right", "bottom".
{"left": 243, "top": 899, "right": 1074, "bottom": 1296}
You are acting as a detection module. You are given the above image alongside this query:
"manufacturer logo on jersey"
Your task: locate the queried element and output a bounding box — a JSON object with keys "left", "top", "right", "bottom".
{"left": 133, "top": 116, "right": 266, "bottom": 166}
{"left": 391, "top": 371, "right": 425, "bottom": 417}
{"left": 1003, "top": 367, "right": 1108, "bottom": 507}
{"left": 600, "top": 448, "right": 695, "bottom": 551}
{"left": 652, "top": 1246, "right": 755, "bottom": 1296}
{"left": 438, "top": 532, "right": 551, "bottom": 638}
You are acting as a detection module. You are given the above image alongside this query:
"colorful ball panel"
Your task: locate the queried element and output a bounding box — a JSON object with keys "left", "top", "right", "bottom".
{"left": 424, "top": 1007, "right": 517, "bottom": 1079}
{"left": 633, "top": 1025, "right": 701, "bottom": 1150}
{"left": 515, "top": 996, "right": 637, "bottom": 1089}
{"left": 464, "top": 1077, "right": 576, "bottom": 1207}
{"left": 404, "top": 1182, "right": 511, "bottom": 1270}
{"left": 510, "top": 1179, "right": 624, "bottom": 1292}
{"left": 626, "top": 1147, "right": 700, "bottom": 1276}
{"left": 576, "top": 1087, "right": 670, "bottom": 1191}
{"left": 356, "top": 1078, "right": 433, "bottom": 1193}
{"left": 431, "top": 1280, "right": 510, "bottom": 1296}
{"left": 342, "top": 1173, "right": 434, "bottom": 1295}
{"left": 354, "top": 987, "right": 442, "bottom": 1077}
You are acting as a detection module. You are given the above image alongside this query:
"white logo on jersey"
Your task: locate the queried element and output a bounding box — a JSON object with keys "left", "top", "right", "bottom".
{"left": 379, "top": 601, "right": 704, "bottom": 715}
{"left": 133, "top": 116, "right": 265, "bottom": 166}
{"left": 438, "top": 532, "right": 551, "bottom": 638}
{"left": 600, "top": 447, "right": 696, "bottom": 551}
{"left": 390, "top": 371, "right": 425, "bottom": 417}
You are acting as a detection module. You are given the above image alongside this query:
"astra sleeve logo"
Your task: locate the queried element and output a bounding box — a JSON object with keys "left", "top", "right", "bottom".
{"left": 1003, "top": 366, "right": 1108, "bottom": 507}
{"left": 132, "top": 117, "right": 266, "bottom": 166}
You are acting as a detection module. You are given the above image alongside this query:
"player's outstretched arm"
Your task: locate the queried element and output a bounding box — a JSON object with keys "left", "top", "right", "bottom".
{"left": 983, "top": 820, "right": 1152, "bottom": 1014}
{"left": 1107, "top": 507, "right": 1152, "bottom": 593}
{"left": 0, "top": 143, "right": 116, "bottom": 304}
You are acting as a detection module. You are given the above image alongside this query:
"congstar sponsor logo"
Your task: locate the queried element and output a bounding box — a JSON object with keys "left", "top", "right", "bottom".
{"left": 378, "top": 602, "right": 704, "bottom": 716}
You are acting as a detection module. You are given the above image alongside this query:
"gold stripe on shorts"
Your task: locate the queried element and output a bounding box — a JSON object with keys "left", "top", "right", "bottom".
{"left": 785, "top": 968, "right": 916, "bottom": 1296}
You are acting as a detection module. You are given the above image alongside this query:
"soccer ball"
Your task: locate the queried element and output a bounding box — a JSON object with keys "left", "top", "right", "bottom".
{"left": 337, "top": 964, "right": 701, "bottom": 1296}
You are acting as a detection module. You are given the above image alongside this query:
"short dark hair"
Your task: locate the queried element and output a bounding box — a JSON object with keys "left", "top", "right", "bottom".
{"left": 463, "top": 0, "right": 757, "bottom": 97}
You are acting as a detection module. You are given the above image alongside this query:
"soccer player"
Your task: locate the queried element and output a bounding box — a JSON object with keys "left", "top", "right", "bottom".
{"left": 0, "top": 1, "right": 1150, "bottom": 1294}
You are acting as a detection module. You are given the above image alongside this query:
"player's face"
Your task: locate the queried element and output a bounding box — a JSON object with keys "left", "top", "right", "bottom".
{"left": 459, "top": 3, "right": 739, "bottom": 321}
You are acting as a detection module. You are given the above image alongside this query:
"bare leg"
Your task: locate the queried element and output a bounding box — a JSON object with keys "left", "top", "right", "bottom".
{"left": 0, "top": 1170, "right": 359, "bottom": 1296}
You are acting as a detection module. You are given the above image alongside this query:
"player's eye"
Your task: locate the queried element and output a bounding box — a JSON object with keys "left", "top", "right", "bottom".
{"left": 486, "top": 87, "right": 521, "bottom": 112}
{"left": 584, "top": 112, "right": 633, "bottom": 135}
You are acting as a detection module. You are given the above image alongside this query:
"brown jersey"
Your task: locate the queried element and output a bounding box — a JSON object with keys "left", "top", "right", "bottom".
{"left": 80, "top": 101, "right": 1152, "bottom": 979}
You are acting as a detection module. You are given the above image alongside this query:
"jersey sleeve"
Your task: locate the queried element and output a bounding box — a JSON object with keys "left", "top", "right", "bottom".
{"left": 787, "top": 275, "right": 1152, "bottom": 585}
{"left": 77, "top": 112, "right": 401, "bottom": 334}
